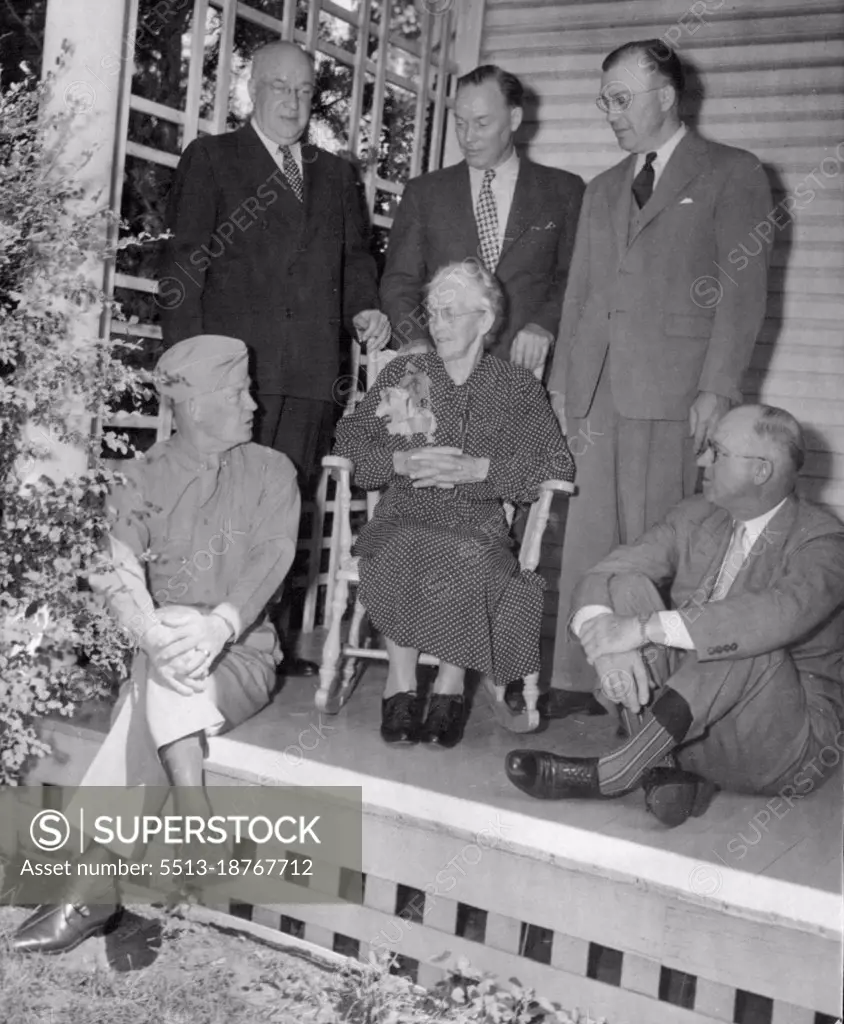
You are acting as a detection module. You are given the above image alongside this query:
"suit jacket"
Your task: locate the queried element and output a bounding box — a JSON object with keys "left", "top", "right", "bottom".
{"left": 574, "top": 494, "right": 844, "bottom": 707}
{"left": 548, "top": 132, "right": 773, "bottom": 420}
{"left": 160, "top": 123, "right": 379, "bottom": 401}
{"left": 380, "top": 158, "right": 585, "bottom": 361}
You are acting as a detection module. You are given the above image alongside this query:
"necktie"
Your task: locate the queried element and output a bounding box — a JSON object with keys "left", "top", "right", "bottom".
{"left": 279, "top": 145, "right": 304, "bottom": 202}
{"left": 475, "top": 169, "right": 500, "bottom": 272}
{"left": 709, "top": 521, "right": 748, "bottom": 601}
{"left": 631, "top": 151, "right": 657, "bottom": 209}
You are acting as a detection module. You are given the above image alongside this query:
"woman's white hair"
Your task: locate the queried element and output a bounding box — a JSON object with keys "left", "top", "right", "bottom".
{"left": 424, "top": 260, "right": 505, "bottom": 349}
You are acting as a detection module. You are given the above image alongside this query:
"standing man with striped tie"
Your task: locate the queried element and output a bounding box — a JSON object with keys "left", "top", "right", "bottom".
{"left": 380, "top": 65, "right": 584, "bottom": 372}
{"left": 160, "top": 41, "right": 389, "bottom": 676}
{"left": 546, "top": 41, "right": 773, "bottom": 707}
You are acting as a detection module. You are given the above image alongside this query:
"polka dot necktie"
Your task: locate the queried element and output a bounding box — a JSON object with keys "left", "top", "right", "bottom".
{"left": 631, "top": 150, "right": 657, "bottom": 209}
{"left": 475, "top": 169, "right": 500, "bottom": 272}
{"left": 279, "top": 145, "right": 304, "bottom": 203}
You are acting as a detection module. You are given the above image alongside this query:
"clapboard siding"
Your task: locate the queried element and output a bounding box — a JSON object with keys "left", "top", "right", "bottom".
{"left": 481, "top": 0, "right": 844, "bottom": 520}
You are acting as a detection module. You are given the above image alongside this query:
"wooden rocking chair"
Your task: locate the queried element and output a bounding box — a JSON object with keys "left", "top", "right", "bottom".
{"left": 315, "top": 351, "right": 574, "bottom": 733}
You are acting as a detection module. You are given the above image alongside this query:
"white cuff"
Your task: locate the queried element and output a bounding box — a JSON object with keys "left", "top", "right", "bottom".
{"left": 659, "top": 610, "right": 695, "bottom": 649}
{"left": 570, "top": 604, "right": 614, "bottom": 639}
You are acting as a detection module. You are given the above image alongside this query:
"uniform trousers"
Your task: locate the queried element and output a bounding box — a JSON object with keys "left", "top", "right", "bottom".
{"left": 551, "top": 355, "right": 697, "bottom": 690}
{"left": 67, "top": 627, "right": 277, "bottom": 858}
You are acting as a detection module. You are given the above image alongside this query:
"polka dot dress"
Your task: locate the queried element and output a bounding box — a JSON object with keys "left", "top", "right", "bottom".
{"left": 333, "top": 353, "right": 575, "bottom": 684}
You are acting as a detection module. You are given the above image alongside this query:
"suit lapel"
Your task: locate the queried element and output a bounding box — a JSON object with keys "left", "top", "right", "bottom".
{"left": 498, "top": 159, "right": 543, "bottom": 266}
{"left": 611, "top": 156, "right": 636, "bottom": 262}
{"left": 733, "top": 494, "right": 798, "bottom": 593}
{"left": 449, "top": 162, "right": 481, "bottom": 255}
{"left": 628, "top": 132, "right": 710, "bottom": 246}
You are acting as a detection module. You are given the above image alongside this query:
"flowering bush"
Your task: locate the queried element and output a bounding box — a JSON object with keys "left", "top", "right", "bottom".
{"left": 0, "top": 67, "right": 155, "bottom": 784}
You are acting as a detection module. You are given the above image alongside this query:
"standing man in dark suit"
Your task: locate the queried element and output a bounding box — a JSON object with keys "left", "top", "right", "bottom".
{"left": 380, "top": 65, "right": 584, "bottom": 373}
{"left": 160, "top": 41, "right": 389, "bottom": 482}
{"left": 507, "top": 405, "right": 844, "bottom": 824}
{"left": 160, "top": 41, "right": 390, "bottom": 675}
{"left": 547, "top": 40, "right": 773, "bottom": 702}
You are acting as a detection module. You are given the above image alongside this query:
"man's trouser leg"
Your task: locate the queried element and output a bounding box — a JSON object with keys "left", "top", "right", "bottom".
{"left": 256, "top": 394, "right": 337, "bottom": 649}
{"left": 552, "top": 361, "right": 694, "bottom": 692}
{"left": 604, "top": 573, "right": 842, "bottom": 795}
{"left": 68, "top": 643, "right": 275, "bottom": 859}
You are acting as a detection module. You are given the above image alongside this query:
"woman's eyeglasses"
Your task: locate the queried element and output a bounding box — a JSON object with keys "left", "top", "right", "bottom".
{"left": 426, "top": 307, "right": 486, "bottom": 325}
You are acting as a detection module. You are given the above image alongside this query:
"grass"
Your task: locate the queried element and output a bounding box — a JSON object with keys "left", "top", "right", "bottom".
{"left": 0, "top": 904, "right": 332, "bottom": 1024}
{"left": 0, "top": 904, "right": 606, "bottom": 1024}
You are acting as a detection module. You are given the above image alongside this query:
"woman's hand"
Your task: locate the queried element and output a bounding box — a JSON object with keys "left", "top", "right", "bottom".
{"left": 406, "top": 450, "right": 490, "bottom": 489}
{"left": 394, "top": 447, "right": 461, "bottom": 479}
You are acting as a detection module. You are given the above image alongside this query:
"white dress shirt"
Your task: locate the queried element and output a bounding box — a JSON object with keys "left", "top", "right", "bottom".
{"left": 571, "top": 496, "right": 789, "bottom": 651}
{"left": 468, "top": 149, "right": 520, "bottom": 248}
{"left": 633, "top": 123, "right": 687, "bottom": 190}
{"left": 251, "top": 118, "right": 303, "bottom": 175}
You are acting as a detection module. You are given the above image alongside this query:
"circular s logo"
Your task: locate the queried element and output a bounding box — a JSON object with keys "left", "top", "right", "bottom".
{"left": 30, "top": 809, "right": 71, "bottom": 852}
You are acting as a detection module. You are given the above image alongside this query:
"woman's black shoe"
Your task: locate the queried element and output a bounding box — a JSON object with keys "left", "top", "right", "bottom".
{"left": 381, "top": 691, "right": 425, "bottom": 745}
{"left": 420, "top": 694, "right": 465, "bottom": 749}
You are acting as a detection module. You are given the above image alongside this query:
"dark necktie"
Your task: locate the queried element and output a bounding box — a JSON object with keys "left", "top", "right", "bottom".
{"left": 631, "top": 151, "right": 657, "bottom": 209}
{"left": 279, "top": 145, "right": 304, "bottom": 202}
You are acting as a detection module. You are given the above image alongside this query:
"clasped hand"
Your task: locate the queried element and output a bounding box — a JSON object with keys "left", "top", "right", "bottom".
{"left": 580, "top": 614, "right": 653, "bottom": 713}
{"left": 394, "top": 447, "right": 489, "bottom": 489}
{"left": 141, "top": 606, "right": 230, "bottom": 696}
{"left": 353, "top": 309, "right": 391, "bottom": 352}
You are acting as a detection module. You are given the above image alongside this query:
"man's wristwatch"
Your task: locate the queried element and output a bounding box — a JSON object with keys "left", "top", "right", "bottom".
{"left": 637, "top": 613, "right": 652, "bottom": 647}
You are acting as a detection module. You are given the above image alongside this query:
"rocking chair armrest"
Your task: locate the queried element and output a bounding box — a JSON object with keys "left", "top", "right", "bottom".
{"left": 323, "top": 455, "right": 355, "bottom": 475}
{"left": 539, "top": 478, "right": 575, "bottom": 495}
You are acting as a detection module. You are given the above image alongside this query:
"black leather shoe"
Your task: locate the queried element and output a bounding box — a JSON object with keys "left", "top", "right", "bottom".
{"left": 420, "top": 695, "right": 465, "bottom": 748}
{"left": 13, "top": 901, "right": 123, "bottom": 954}
{"left": 279, "top": 656, "right": 319, "bottom": 677}
{"left": 380, "top": 691, "right": 425, "bottom": 745}
{"left": 505, "top": 750, "right": 607, "bottom": 800}
{"left": 504, "top": 684, "right": 607, "bottom": 720}
{"left": 642, "top": 766, "right": 719, "bottom": 827}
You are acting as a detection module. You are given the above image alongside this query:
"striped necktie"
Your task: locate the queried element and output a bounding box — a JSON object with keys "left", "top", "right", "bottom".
{"left": 709, "top": 521, "right": 748, "bottom": 601}
{"left": 475, "top": 169, "right": 500, "bottom": 272}
{"left": 279, "top": 145, "right": 304, "bottom": 202}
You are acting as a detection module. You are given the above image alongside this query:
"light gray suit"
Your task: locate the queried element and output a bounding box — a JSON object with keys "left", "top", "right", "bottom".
{"left": 549, "top": 131, "right": 773, "bottom": 686}
{"left": 573, "top": 494, "right": 844, "bottom": 794}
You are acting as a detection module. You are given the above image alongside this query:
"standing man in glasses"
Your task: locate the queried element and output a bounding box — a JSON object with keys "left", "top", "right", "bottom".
{"left": 160, "top": 41, "right": 389, "bottom": 676}
{"left": 546, "top": 40, "right": 773, "bottom": 706}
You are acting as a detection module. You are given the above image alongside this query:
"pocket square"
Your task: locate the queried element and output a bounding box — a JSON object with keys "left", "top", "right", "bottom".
{"left": 679, "top": 197, "right": 694, "bottom": 205}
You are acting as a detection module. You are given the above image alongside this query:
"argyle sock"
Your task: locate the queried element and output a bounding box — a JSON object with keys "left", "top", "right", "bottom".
{"left": 597, "top": 689, "right": 692, "bottom": 796}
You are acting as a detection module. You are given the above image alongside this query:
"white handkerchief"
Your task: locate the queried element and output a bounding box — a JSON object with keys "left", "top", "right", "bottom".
{"left": 679, "top": 197, "right": 694, "bottom": 205}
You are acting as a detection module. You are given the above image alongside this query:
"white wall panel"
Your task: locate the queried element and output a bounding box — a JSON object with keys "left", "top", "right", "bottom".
{"left": 482, "top": 0, "right": 844, "bottom": 518}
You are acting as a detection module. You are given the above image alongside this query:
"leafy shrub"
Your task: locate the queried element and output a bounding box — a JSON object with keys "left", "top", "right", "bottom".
{"left": 0, "top": 65, "right": 155, "bottom": 784}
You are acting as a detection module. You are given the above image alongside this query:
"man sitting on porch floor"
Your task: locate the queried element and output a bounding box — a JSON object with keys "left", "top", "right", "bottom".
{"left": 506, "top": 404, "right": 844, "bottom": 826}
{"left": 14, "top": 335, "right": 301, "bottom": 954}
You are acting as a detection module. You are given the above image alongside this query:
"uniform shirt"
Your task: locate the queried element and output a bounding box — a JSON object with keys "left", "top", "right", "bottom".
{"left": 108, "top": 434, "right": 300, "bottom": 642}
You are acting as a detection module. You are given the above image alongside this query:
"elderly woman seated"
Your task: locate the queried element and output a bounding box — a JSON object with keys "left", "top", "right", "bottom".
{"left": 333, "top": 261, "right": 575, "bottom": 748}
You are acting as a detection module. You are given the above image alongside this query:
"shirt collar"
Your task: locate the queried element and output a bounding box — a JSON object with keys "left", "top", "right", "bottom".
{"left": 639, "top": 123, "right": 687, "bottom": 170}
{"left": 468, "top": 147, "right": 520, "bottom": 182}
{"left": 738, "top": 495, "right": 789, "bottom": 549}
{"left": 251, "top": 118, "right": 301, "bottom": 161}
